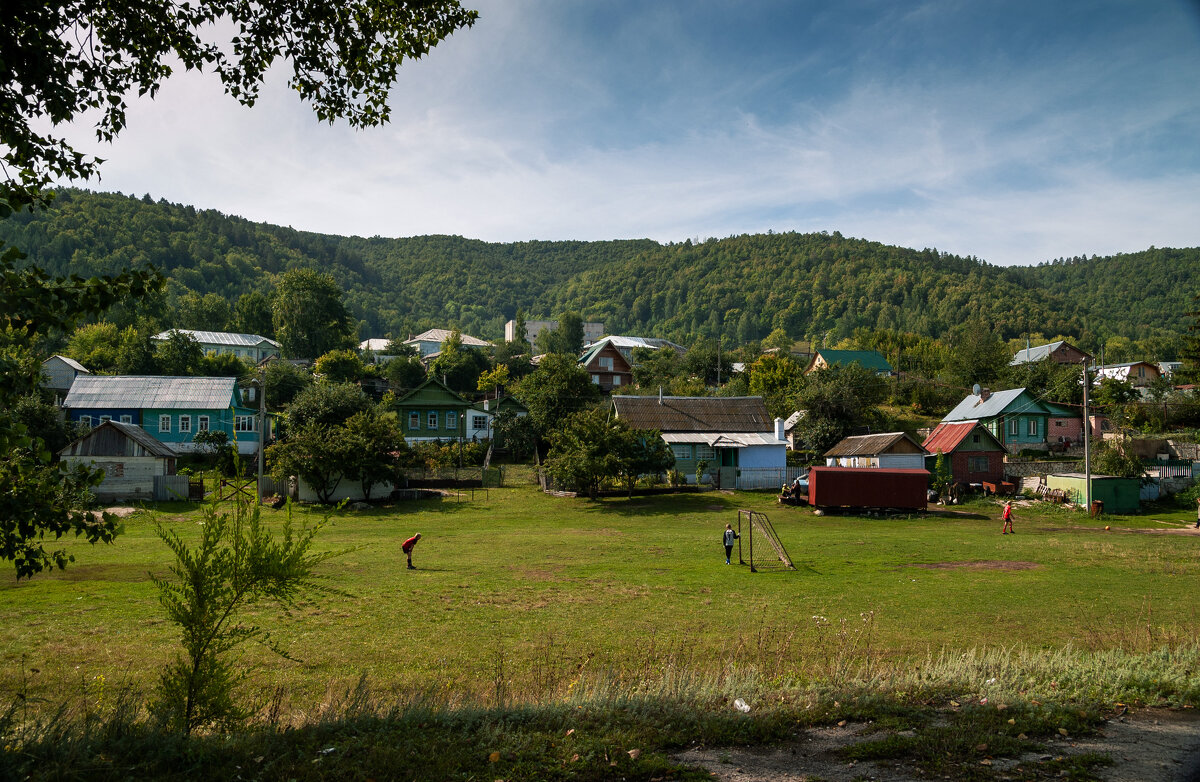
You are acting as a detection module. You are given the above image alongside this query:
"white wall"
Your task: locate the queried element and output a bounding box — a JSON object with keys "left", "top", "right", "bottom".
{"left": 297, "top": 477, "right": 395, "bottom": 503}
{"left": 738, "top": 444, "right": 787, "bottom": 469}
{"left": 61, "top": 455, "right": 164, "bottom": 502}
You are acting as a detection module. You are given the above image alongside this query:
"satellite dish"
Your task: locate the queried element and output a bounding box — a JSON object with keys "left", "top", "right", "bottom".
{"left": 972, "top": 383, "right": 981, "bottom": 396}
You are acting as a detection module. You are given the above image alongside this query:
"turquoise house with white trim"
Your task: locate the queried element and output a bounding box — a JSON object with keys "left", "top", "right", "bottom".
{"left": 63, "top": 375, "right": 261, "bottom": 455}
{"left": 941, "top": 387, "right": 1051, "bottom": 452}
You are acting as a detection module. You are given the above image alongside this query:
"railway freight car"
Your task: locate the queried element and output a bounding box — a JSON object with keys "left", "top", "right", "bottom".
{"left": 807, "top": 466, "right": 929, "bottom": 511}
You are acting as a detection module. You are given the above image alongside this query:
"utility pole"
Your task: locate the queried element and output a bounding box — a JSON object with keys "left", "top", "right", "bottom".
{"left": 1081, "top": 358, "right": 1091, "bottom": 511}
{"left": 256, "top": 368, "right": 267, "bottom": 502}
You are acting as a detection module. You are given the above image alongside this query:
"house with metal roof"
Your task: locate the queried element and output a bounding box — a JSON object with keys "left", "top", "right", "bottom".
{"left": 585, "top": 335, "right": 686, "bottom": 360}
{"left": 1009, "top": 341, "right": 1091, "bottom": 366}
{"left": 922, "top": 421, "right": 1006, "bottom": 485}
{"left": 804, "top": 349, "right": 892, "bottom": 376}
{"left": 1094, "top": 361, "right": 1161, "bottom": 388}
{"left": 40, "top": 355, "right": 90, "bottom": 400}
{"left": 578, "top": 340, "right": 633, "bottom": 391}
{"left": 153, "top": 329, "right": 281, "bottom": 363}
{"left": 403, "top": 329, "right": 491, "bottom": 358}
{"left": 611, "top": 395, "right": 786, "bottom": 484}
{"left": 392, "top": 377, "right": 475, "bottom": 442}
{"left": 824, "top": 432, "right": 927, "bottom": 470}
{"left": 62, "top": 375, "right": 261, "bottom": 454}
{"left": 941, "top": 387, "right": 1052, "bottom": 452}
{"left": 58, "top": 420, "right": 178, "bottom": 502}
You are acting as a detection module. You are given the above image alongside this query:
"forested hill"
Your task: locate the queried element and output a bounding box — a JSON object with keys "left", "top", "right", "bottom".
{"left": 1, "top": 188, "right": 1196, "bottom": 347}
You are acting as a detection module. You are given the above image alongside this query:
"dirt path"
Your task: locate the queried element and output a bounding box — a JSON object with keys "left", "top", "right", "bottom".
{"left": 675, "top": 709, "right": 1200, "bottom": 781}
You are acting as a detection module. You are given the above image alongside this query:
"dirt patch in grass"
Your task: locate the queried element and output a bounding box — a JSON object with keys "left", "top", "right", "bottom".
{"left": 102, "top": 506, "right": 146, "bottom": 518}
{"left": 675, "top": 708, "right": 1200, "bottom": 781}
{"left": 911, "top": 560, "right": 1041, "bottom": 571}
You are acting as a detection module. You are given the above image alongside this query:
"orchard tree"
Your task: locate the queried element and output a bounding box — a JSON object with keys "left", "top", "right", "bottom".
{"left": 343, "top": 410, "right": 403, "bottom": 500}
{"left": 313, "top": 349, "right": 368, "bottom": 385}
{"left": 267, "top": 423, "right": 354, "bottom": 504}
{"left": 512, "top": 353, "right": 600, "bottom": 437}
{"left": 543, "top": 409, "right": 627, "bottom": 498}
{"left": 271, "top": 269, "right": 354, "bottom": 360}
{"left": 286, "top": 382, "right": 373, "bottom": 430}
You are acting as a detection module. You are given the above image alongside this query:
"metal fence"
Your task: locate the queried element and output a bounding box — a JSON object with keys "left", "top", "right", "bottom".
{"left": 153, "top": 475, "right": 191, "bottom": 501}
{"left": 1144, "top": 460, "right": 1197, "bottom": 479}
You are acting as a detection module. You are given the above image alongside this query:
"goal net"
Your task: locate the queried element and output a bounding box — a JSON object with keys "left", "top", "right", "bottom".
{"left": 736, "top": 509, "right": 795, "bottom": 572}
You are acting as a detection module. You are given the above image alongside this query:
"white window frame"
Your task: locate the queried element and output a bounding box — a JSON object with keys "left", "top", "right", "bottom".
{"left": 591, "top": 374, "right": 601, "bottom": 384}
{"left": 1008, "top": 418, "right": 1019, "bottom": 436}
{"left": 695, "top": 444, "right": 715, "bottom": 461}
{"left": 79, "top": 415, "right": 92, "bottom": 428}
{"left": 1027, "top": 418, "right": 1038, "bottom": 437}
{"left": 198, "top": 415, "right": 210, "bottom": 432}
{"left": 159, "top": 415, "right": 171, "bottom": 433}
{"left": 235, "top": 415, "right": 255, "bottom": 433}
{"left": 119, "top": 414, "right": 132, "bottom": 424}
{"left": 671, "top": 444, "right": 692, "bottom": 460}
{"left": 599, "top": 356, "right": 613, "bottom": 371}
{"left": 472, "top": 415, "right": 488, "bottom": 431}
{"left": 409, "top": 411, "right": 421, "bottom": 430}
{"left": 179, "top": 415, "right": 192, "bottom": 433}
{"left": 427, "top": 411, "right": 438, "bottom": 429}
{"left": 446, "top": 412, "right": 457, "bottom": 431}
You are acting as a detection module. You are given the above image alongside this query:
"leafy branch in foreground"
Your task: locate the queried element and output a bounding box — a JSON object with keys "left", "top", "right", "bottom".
{"left": 151, "top": 499, "right": 343, "bottom": 734}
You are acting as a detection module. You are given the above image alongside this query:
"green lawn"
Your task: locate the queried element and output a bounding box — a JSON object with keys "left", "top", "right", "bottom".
{"left": 3, "top": 487, "right": 1199, "bottom": 713}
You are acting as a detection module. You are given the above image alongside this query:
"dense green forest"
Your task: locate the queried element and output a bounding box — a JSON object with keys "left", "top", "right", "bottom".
{"left": 2, "top": 189, "right": 1196, "bottom": 351}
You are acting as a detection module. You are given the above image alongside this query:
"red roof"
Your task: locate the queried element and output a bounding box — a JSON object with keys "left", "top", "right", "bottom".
{"left": 923, "top": 421, "right": 982, "bottom": 454}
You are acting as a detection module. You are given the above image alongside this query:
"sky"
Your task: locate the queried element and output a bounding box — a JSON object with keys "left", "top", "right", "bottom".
{"left": 56, "top": 0, "right": 1200, "bottom": 266}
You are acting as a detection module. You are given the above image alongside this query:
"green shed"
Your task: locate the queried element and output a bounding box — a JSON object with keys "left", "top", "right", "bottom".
{"left": 1045, "top": 473, "right": 1141, "bottom": 514}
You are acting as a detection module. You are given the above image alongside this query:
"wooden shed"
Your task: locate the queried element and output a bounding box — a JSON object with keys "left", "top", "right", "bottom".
{"left": 824, "top": 432, "right": 927, "bottom": 470}
{"left": 58, "top": 421, "right": 177, "bottom": 502}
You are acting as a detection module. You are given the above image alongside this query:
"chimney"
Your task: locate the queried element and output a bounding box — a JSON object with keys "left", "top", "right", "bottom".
{"left": 658, "top": 386, "right": 663, "bottom": 404}
{"left": 980, "top": 388, "right": 991, "bottom": 401}
{"left": 483, "top": 398, "right": 490, "bottom": 411}
{"left": 774, "top": 417, "right": 785, "bottom": 441}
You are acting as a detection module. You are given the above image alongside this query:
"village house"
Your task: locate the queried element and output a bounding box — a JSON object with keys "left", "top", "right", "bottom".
{"left": 611, "top": 395, "right": 786, "bottom": 485}
{"left": 824, "top": 432, "right": 927, "bottom": 469}
{"left": 941, "top": 387, "right": 1052, "bottom": 453}
{"left": 578, "top": 339, "right": 633, "bottom": 391}
{"left": 393, "top": 377, "right": 474, "bottom": 442}
{"left": 1044, "top": 402, "right": 1109, "bottom": 447}
{"left": 152, "top": 329, "right": 281, "bottom": 363}
{"left": 403, "top": 328, "right": 491, "bottom": 358}
{"left": 62, "top": 375, "right": 262, "bottom": 454}
{"left": 804, "top": 349, "right": 892, "bottom": 376}
{"left": 58, "top": 420, "right": 177, "bottom": 502}
{"left": 1009, "top": 340, "right": 1091, "bottom": 366}
{"left": 922, "top": 421, "right": 1006, "bottom": 486}
{"left": 40, "top": 355, "right": 90, "bottom": 402}
{"left": 587, "top": 335, "right": 686, "bottom": 361}
{"left": 1094, "top": 361, "right": 1162, "bottom": 388}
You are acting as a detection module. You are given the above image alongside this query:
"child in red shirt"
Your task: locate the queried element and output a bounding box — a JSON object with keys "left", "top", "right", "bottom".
{"left": 402, "top": 533, "right": 422, "bottom": 569}
{"left": 1001, "top": 501, "right": 1014, "bottom": 535}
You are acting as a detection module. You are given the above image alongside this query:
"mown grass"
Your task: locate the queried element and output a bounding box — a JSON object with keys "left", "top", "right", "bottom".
{"left": 1, "top": 486, "right": 1198, "bottom": 779}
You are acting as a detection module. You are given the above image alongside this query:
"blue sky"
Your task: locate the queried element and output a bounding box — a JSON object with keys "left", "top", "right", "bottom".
{"left": 68, "top": 0, "right": 1200, "bottom": 265}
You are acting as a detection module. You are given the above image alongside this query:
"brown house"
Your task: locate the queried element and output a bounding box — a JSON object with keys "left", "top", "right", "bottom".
{"left": 922, "top": 421, "right": 1006, "bottom": 485}
{"left": 579, "top": 340, "right": 633, "bottom": 392}
{"left": 824, "top": 432, "right": 927, "bottom": 469}
{"left": 1009, "top": 340, "right": 1091, "bottom": 366}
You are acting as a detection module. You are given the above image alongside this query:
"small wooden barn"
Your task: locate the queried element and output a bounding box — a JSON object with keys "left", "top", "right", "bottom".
{"left": 58, "top": 421, "right": 177, "bottom": 502}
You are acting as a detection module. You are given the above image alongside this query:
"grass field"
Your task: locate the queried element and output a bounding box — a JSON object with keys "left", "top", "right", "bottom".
{"left": 3, "top": 484, "right": 1199, "bottom": 717}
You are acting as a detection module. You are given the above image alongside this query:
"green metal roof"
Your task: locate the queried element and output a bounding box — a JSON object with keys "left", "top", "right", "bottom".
{"left": 815, "top": 350, "right": 892, "bottom": 372}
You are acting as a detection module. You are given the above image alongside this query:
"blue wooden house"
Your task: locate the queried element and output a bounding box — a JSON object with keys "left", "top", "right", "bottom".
{"left": 941, "top": 387, "right": 1051, "bottom": 452}
{"left": 393, "top": 377, "right": 474, "bottom": 442}
{"left": 63, "top": 375, "right": 260, "bottom": 455}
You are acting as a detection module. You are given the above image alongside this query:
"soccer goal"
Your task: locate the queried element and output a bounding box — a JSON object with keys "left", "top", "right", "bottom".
{"left": 736, "top": 509, "right": 796, "bottom": 572}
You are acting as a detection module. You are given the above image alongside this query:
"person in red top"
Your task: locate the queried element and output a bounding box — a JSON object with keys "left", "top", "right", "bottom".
{"left": 1001, "top": 501, "right": 1014, "bottom": 535}
{"left": 402, "top": 533, "right": 422, "bottom": 569}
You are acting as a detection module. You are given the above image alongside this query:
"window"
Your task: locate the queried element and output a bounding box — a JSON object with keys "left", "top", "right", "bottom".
{"left": 179, "top": 415, "right": 192, "bottom": 433}
{"left": 695, "top": 444, "right": 715, "bottom": 461}
{"left": 1055, "top": 420, "right": 1064, "bottom": 427}
{"left": 612, "top": 375, "right": 621, "bottom": 386}
{"left": 198, "top": 415, "right": 210, "bottom": 431}
{"left": 79, "top": 415, "right": 92, "bottom": 428}
{"left": 598, "top": 356, "right": 613, "bottom": 371}
{"left": 446, "top": 412, "right": 457, "bottom": 430}
{"left": 971, "top": 434, "right": 980, "bottom": 443}
{"left": 968, "top": 456, "right": 989, "bottom": 473}
{"left": 472, "top": 415, "right": 488, "bottom": 431}
{"left": 409, "top": 412, "right": 421, "bottom": 430}
{"left": 1027, "top": 418, "right": 1038, "bottom": 437}
{"left": 100, "top": 415, "right": 111, "bottom": 422}
{"left": 159, "top": 415, "right": 171, "bottom": 433}
{"left": 671, "top": 444, "right": 692, "bottom": 460}
{"left": 235, "top": 415, "right": 255, "bottom": 432}
{"left": 119, "top": 415, "right": 132, "bottom": 424}
{"left": 591, "top": 374, "right": 600, "bottom": 384}
{"left": 244, "top": 386, "right": 256, "bottom": 402}
{"left": 427, "top": 411, "right": 439, "bottom": 429}
{"left": 1008, "top": 418, "right": 1019, "bottom": 436}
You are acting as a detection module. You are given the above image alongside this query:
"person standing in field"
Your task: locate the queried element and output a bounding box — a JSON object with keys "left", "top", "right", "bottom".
{"left": 723, "top": 523, "right": 739, "bottom": 564}
{"left": 1001, "top": 501, "right": 1014, "bottom": 535}
{"left": 402, "top": 532, "right": 422, "bottom": 569}
{"left": 1194, "top": 497, "right": 1199, "bottom": 529}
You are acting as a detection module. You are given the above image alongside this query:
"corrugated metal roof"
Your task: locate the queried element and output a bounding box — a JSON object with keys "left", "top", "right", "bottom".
{"left": 359, "top": 338, "right": 391, "bottom": 351}
{"left": 106, "top": 421, "right": 177, "bottom": 456}
{"left": 612, "top": 396, "right": 773, "bottom": 433}
{"left": 64, "top": 375, "right": 239, "bottom": 410}
{"left": 153, "top": 329, "right": 280, "bottom": 349}
{"left": 824, "top": 432, "right": 925, "bottom": 458}
{"left": 942, "top": 387, "right": 1033, "bottom": 422}
{"left": 661, "top": 432, "right": 785, "bottom": 448}
{"left": 586, "top": 335, "right": 686, "bottom": 353}
{"left": 922, "top": 421, "right": 999, "bottom": 454}
{"left": 1009, "top": 341, "right": 1063, "bottom": 365}
{"left": 45, "top": 355, "right": 90, "bottom": 373}
{"left": 405, "top": 329, "right": 491, "bottom": 348}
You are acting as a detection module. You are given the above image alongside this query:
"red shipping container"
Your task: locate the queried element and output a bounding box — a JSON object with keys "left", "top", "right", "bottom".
{"left": 807, "top": 466, "right": 929, "bottom": 511}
